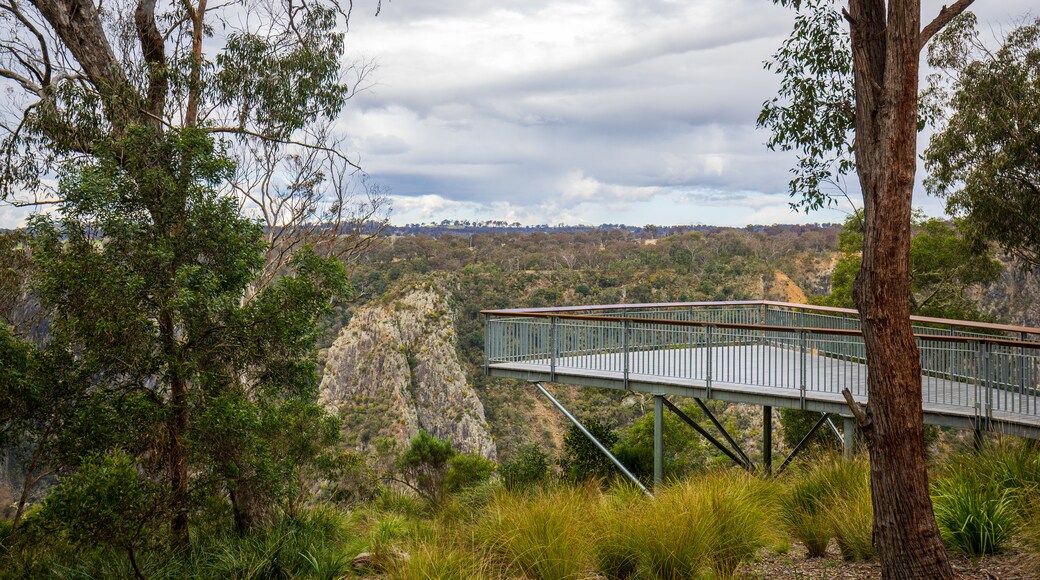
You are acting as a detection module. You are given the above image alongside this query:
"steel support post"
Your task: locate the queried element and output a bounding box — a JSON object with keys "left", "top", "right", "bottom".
{"left": 653, "top": 395, "right": 664, "bottom": 489}
{"left": 763, "top": 405, "right": 773, "bottom": 476}
{"left": 533, "top": 382, "right": 651, "bottom": 497}
{"left": 844, "top": 416, "right": 855, "bottom": 460}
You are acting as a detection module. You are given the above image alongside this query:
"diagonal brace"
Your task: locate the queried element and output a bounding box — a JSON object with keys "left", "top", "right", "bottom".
{"left": 826, "top": 416, "right": 844, "bottom": 446}
{"left": 694, "top": 397, "right": 754, "bottom": 468}
{"left": 775, "top": 412, "right": 831, "bottom": 476}
{"left": 662, "top": 397, "right": 752, "bottom": 471}
{"left": 533, "top": 383, "right": 652, "bottom": 497}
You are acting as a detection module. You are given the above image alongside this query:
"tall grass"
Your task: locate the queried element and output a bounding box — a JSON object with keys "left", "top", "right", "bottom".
{"left": 476, "top": 483, "right": 601, "bottom": 580}
{"left": 780, "top": 454, "right": 872, "bottom": 560}
{"left": 595, "top": 470, "right": 778, "bottom": 579}
{"left": 0, "top": 506, "right": 362, "bottom": 580}
{"left": 389, "top": 541, "right": 491, "bottom": 580}
{"left": 932, "top": 465, "right": 1016, "bottom": 557}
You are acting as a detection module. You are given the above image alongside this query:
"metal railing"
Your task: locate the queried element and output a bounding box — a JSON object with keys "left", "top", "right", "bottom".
{"left": 483, "top": 301, "right": 1040, "bottom": 427}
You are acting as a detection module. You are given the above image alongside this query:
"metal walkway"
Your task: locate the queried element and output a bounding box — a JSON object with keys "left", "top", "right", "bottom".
{"left": 482, "top": 301, "right": 1040, "bottom": 439}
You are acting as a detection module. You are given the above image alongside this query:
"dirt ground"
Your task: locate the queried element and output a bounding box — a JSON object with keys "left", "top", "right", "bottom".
{"left": 739, "top": 543, "right": 1034, "bottom": 579}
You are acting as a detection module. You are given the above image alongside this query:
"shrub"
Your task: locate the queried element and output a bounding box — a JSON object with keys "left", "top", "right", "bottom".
{"left": 445, "top": 453, "right": 495, "bottom": 492}
{"left": 932, "top": 466, "right": 1016, "bottom": 557}
{"left": 561, "top": 417, "right": 618, "bottom": 483}
{"left": 396, "top": 430, "right": 455, "bottom": 506}
{"left": 390, "top": 541, "right": 489, "bottom": 580}
{"left": 829, "top": 490, "right": 875, "bottom": 561}
{"left": 325, "top": 450, "right": 381, "bottom": 506}
{"left": 501, "top": 444, "right": 552, "bottom": 491}
{"left": 39, "top": 451, "right": 163, "bottom": 579}
{"left": 1020, "top": 507, "right": 1040, "bottom": 576}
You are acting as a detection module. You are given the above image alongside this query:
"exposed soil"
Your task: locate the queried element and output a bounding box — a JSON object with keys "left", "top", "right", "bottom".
{"left": 739, "top": 543, "right": 1033, "bottom": 579}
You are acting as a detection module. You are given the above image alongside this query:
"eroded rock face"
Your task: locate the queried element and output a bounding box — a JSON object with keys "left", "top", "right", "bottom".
{"left": 319, "top": 285, "right": 496, "bottom": 463}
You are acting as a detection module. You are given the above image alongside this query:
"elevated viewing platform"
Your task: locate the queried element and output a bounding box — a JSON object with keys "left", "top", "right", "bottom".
{"left": 482, "top": 301, "right": 1040, "bottom": 440}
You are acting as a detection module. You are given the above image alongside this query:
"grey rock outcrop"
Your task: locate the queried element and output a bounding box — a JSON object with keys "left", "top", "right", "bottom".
{"left": 319, "top": 284, "right": 496, "bottom": 462}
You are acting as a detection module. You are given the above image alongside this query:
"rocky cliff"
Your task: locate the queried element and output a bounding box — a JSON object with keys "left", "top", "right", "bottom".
{"left": 319, "top": 284, "right": 496, "bottom": 463}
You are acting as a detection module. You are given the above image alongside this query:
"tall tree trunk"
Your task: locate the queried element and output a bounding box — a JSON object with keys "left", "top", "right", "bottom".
{"left": 169, "top": 372, "right": 189, "bottom": 549}
{"left": 162, "top": 308, "right": 190, "bottom": 550}
{"left": 847, "top": 1, "right": 953, "bottom": 577}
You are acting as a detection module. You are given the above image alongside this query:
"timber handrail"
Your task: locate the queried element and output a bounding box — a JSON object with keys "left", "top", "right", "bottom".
{"left": 481, "top": 300, "right": 1040, "bottom": 344}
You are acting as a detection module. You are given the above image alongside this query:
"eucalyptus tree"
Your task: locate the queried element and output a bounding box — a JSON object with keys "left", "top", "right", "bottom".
{"left": 924, "top": 14, "right": 1040, "bottom": 268}
{"left": 760, "top": 0, "right": 976, "bottom": 577}
{"left": 0, "top": 0, "right": 377, "bottom": 547}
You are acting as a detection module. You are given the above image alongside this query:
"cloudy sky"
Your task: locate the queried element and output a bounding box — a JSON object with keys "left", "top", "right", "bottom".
{"left": 335, "top": 0, "right": 1035, "bottom": 227}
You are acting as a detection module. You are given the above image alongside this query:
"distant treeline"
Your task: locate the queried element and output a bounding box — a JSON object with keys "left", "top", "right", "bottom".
{"left": 362, "top": 221, "right": 840, "bottom": 239}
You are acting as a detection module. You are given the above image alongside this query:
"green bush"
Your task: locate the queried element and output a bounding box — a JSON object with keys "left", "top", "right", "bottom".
{"left": 829, "top": 490, "right": 875, "bottom": 561}
{"left": 561, "top": 417, "right": 618, "bottom": 483}
{"left": 778, "top": 408, "right": 838, "bottom": 452}
{"left": 325, "top": 450, "right": 381, "bottom": 506}
{"left": 501, "top": 444, "right": 552, "bottom": 491}
{"left": 932, "top": 466, "right": 1016, "bottom": 557}
{"left": 390, "top": 541, "right": 489, "bottom": 580}
{"left": 1019, "top": 507, "right": 1040, "bottom": 577}
{"left": 611, "top": 403, "right": 709, "bottom": 482}
{"left": 396, "top": 430, "right": 455, "bottom": 506}
{"left": 38, "top": 451, "right": 162, "bottom": 578}
{"left": 445, "top": 453, "right": 495, "bottom": 492}
{"left": 595, "top": 470, "right": 777, "bottom": 579}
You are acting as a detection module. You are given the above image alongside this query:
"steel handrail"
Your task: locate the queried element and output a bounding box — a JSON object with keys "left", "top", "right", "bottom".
{"left": 481, "top": 299, "right": 1040, "bottom": 340}
{"left": 483, "top": 310, "right": 1040, "bottom": 351}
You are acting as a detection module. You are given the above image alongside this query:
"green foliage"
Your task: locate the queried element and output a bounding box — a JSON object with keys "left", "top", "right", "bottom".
{"left": 501, "top": 444, "right": 553, "bottom": 491}
{"left": 323, "top": 451, "right": 381, "bottom": 506}
{"left": 597, "top": 471, "right": 778, "bottom": 579}
{"left": 0, "top": 324, "right": 37, "bottom": 448}
{"left": 611, "top": 402, "right": 711, "bottom": 482}
{"left": 396, "top": 430, "right": 456, "bottom": 506}
{"left": 812, "top": 213, "right": 1001, "bottom": 320}
{"left": 445, "top": 453, "right": 495, "bottom": 493}
{"left": 390, "top": 541, "right": 491, "bottom": 580}
{"left": 22, "top": 127, "right": 349, "bottom": 543}
{"left": 4, "top": 505, "right": 360, "bottom": 579}
{"left": 39, "top": 451, "right": 162, "bottom": 578}
{"left": 777, "top": 409, "right": 838, "bottom": 454}
{"left": 932, "top": 465, "right": 1016, "bottom": 557}
{"left": 561, "top": 417, "right": 619, "bottom": 483}
{"left": 925, "top": 14, "right": 1040, "bottom": 267}
{"left": 758, "top": 0, "right": 854, "bottom": 211}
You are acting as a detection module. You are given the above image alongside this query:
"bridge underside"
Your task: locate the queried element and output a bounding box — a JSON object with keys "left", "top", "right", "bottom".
{"left": 488, "top": 344, "right": 1040, "bottom": 440}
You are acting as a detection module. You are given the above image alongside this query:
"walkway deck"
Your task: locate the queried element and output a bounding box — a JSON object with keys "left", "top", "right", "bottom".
{"left": 483, "top": 301, "right": 1040, "bottom": 439}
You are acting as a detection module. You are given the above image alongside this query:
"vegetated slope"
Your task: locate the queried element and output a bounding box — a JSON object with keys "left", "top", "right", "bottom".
{"left": 319, "top": 282, "right": 496, "bottom": 467}
{"left": 319, "top": 225, "right": 844, "bottom": 461}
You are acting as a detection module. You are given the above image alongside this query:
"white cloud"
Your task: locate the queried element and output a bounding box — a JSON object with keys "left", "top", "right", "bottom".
{"left": 2, "top": 0, "right": 1033, "bottom": 230}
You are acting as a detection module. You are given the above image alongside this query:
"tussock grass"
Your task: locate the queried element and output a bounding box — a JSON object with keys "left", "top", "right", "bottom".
{"left": 780, "top": 454, "right": 872, "bottom": 559}
{"left": 932, "top": 465, "right": 1016, "bottom": 557}
{"left": 389, "top": 540, "right": 491, "bottom": 580}
{"left": 595, "top": 470, "right": 778, "bottom": 579}
{"left": 475, "top": 483, "right": 601, "bottom": 580}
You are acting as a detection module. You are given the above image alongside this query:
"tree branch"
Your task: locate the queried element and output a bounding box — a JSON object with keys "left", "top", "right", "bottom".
{"left": 919, "top": 0, "right": 975, "bottom": 52}
{"left": 134, "top": 0, "right": 167, "bottom": 121}
{"left": 207, "top": 126, "right": 363, "bottom": 171}
{"left": 842, "top": 388, "right": 871, "bottom": 429}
